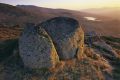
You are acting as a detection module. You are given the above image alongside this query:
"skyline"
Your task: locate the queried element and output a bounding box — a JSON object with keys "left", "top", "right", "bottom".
{"left": 1, "top": 0, "right": 120, "bottom": 10}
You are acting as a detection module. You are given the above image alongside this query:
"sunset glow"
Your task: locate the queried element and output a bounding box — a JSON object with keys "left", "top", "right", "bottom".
{"left": 1, "top": 0, "right": 120, "bottom": 10}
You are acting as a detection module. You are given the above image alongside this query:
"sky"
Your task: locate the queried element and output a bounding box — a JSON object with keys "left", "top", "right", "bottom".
{"left": 0, "top": 0, "right": 120, "bottom": 10}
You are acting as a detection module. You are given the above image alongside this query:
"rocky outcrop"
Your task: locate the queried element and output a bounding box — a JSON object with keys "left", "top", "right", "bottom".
{"left": 19, "top": 23, "right": 59, "bottom": 69}
{"left": 39, "top": 17, "right": 84, "bottom": 60}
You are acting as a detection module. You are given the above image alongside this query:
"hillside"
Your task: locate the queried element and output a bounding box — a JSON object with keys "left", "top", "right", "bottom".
{"left": 0, "top": 3, "right": 120, "bottom": 37}
{"left": 0, "top": 3, "right": 120, "bottom": 80}
{"left": 0, "top": 21, "right": 120, "bottom": 80}
{"left": 0, "top": 3, "right": 51, "bottom": 27}
{"left": 17, "top": 5, "right": 106, "bottom": 21}
{"left": 80, "top": 8, "right": 120, "bottom": 37}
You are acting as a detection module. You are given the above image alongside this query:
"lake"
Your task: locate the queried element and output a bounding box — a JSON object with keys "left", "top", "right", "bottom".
{"left": 84, "top": 17, "right": 101, "bottom": 21}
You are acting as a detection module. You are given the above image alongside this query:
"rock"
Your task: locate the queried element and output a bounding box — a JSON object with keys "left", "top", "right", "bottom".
{"left": 39, "top": 17, "right": 84, "bottom": 60}
{"left": 19, "top": 23, "right": 59, "bottom": 69}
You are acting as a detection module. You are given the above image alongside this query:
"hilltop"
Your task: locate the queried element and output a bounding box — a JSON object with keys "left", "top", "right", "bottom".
{"left": 0, "top": 3, "right": 120, "bottom": 80}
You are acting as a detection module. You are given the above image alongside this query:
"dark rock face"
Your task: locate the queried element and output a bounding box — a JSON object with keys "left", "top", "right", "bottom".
{"left": 39, "top": 17, "right": 84, "bottom": 60}
{"left": 19, "top": 23, "right": 59, "bottom": 69}
{"left": 0, "top": 39, "right": 18, "bottom": 62}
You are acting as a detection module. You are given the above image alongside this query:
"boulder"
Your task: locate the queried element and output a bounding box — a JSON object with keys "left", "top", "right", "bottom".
{"left": 19, "top": 23, "right": 59, "bottom": 69}
{"left": 39, "top": 17, "right": 84, "bottom": 60}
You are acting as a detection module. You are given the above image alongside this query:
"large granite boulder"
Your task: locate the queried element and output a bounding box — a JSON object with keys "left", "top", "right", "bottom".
{"left": 39, "top": 17, "right": 84, "bottom": 60}
{"left": 19, "top": 23, "right": 59, "bottom": 69}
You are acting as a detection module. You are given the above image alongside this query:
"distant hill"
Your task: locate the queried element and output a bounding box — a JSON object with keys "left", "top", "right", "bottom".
{"left": 0, "top": 3, "right": 55, "bottom": 27}
{"left": 0, "top": 3, "right": 82, "bottom": 27}
{"left": 81, "top": 7, "right": 120, "bottom": 20}
{"left": 16, "top": 5, "right": 62, "bottom": 22}
{"left": 0, "top": 3, "right": 120, "bottom": 37}
{"left": 16, "top": 5, "right": 84, "bottom": 20}
{"left": 0, "top": 3, "right": 29, "bottom": 16}
{"left": 17, "top": 5, "right": 105, "bottom": 20}
{"left": 0, "top": 3, "right": 95, "bottom": 26}
{"left": 0, "top": 3, "right": 33, "bottom": 26}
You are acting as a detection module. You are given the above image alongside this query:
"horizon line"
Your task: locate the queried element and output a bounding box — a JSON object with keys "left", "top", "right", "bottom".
{"left": 1, "top": 2, "right": 120, "bottom": 11}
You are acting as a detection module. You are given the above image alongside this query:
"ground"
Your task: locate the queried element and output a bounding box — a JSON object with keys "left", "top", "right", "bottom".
{"left": 0, "top": 27, "right": 120, "bottom": 80}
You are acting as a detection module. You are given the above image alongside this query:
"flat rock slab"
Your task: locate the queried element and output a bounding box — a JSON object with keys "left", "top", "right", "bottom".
{"left": 19, "top": 23, "right": 59, "bottom": 69}
{"left": 39, "top": 17, "right": 84, "bottom": 60}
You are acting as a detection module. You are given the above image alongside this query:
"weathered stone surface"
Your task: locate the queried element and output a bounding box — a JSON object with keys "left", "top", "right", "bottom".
{"left": 19, "top": 23, "right": 59, "bottom": 69}
{"left": 39, "top": 17, "right": 84, "bottom": 60}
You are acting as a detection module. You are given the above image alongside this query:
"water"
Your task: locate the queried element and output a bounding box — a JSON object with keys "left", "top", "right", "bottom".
{"left": 84, "top": 17, "right": 101, "bottom": 21}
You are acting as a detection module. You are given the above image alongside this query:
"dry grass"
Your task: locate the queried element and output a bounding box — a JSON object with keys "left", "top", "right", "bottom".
{"left": 0, "top": 27, "right": 22, "bottom": 40}
{"left": 84, "top": 47, "right": 113, "bottom": 76}
{"left": 0, "top": 44, "right": 109, "bottom": 80}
